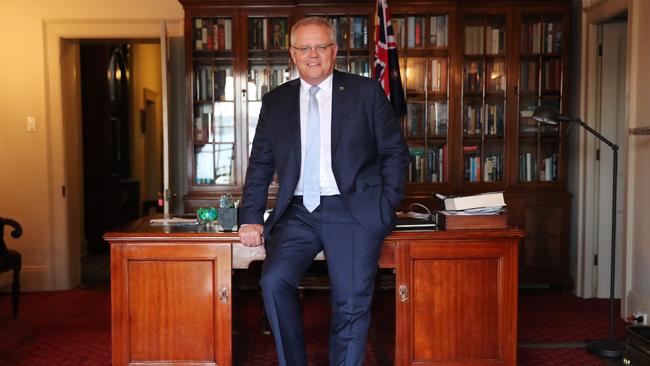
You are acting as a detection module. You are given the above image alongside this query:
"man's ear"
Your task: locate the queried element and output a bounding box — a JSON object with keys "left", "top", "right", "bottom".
{"left": 289, "top": 48, "right": 297, "bottom": 64}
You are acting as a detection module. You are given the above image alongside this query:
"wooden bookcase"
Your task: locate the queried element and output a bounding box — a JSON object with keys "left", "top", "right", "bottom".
{"left": 178, "top": 0, "right": 572, "bottom": 287}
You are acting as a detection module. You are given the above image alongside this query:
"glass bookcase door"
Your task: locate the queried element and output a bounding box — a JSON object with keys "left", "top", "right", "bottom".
{"left": 316, "top": 14, "right": 371, "bottom": 77}
{"left": 191, "top": 16, "right": 236, "bottom": 186}
{"left": 246, "top": 16, "right": 291, "bottom": 154}
{"left": 518, "top": 13, "right": 564, "bottom": 182}
{"left": 394, "top": 13, "right": 449, "bottom": 184}
{"left": 461, "top": 13, "right": 506, "bottom": 183}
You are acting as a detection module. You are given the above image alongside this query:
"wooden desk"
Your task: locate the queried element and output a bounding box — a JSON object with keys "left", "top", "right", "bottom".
{"left": 105, "top": 219, "right": 523, "bottom": 366}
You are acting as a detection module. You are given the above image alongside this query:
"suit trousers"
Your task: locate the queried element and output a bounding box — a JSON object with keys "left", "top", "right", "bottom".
{"left": 259, "top": 195, "right": 384, "bottom": 366}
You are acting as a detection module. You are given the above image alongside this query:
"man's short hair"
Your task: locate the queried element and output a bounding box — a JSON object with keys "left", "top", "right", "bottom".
{"left": 291, "top": 16, "right": 337, "bottom": 46}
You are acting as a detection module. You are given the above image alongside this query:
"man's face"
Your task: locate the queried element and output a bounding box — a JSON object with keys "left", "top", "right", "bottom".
{"left": 290, "top": 23, "right": 338, "bottom": 85}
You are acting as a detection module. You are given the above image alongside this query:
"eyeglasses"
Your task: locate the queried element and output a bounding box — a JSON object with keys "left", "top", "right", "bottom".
{"left": 291, "top": 43, "right": 334, "bottom": 55}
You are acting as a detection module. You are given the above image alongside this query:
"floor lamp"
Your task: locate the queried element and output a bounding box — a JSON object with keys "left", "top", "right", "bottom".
{"left": 532, "top": 106, "right": 624, "bottom": 358}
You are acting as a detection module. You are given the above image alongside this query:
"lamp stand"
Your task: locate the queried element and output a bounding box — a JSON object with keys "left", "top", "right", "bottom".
{"left": 574, "top": 119, "right": 624, "bottom": 358}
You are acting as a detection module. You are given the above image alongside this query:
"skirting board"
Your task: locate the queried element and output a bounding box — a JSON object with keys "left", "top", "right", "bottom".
{"left": 0, "top": 265, "right": 52, "bottom": 292}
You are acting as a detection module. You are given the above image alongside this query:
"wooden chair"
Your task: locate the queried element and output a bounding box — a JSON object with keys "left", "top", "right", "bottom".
{"left": 0, "top": 217, "right": 22, "bottom": 317}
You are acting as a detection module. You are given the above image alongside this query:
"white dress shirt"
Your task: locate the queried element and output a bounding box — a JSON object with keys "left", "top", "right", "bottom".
{"left": 294, "top": 74, "right": 340, "bottom": 196}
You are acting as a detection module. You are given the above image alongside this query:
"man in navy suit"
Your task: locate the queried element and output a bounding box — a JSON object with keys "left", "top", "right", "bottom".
{"left": 239, "top": 16, "right": 409, "bottom": 366}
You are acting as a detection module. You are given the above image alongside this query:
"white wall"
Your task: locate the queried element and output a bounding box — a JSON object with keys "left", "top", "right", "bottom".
{"left": 625, "top": 0, "right": 650, "bottom": 318}
{"left": 0, "top": 0, "right": 183, "bottom": 290}
{"left": 580, "top": 0, "right": 650, "bottom": 317}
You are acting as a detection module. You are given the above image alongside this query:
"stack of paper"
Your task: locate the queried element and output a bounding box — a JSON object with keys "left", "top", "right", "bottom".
{"left": 436, "top": 192, "right": 505, "bottom": 212}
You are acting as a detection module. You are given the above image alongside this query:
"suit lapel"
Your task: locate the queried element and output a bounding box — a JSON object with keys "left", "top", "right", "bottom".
{"left": 287, "top": 80, "right": 302, "bottom": 182}
{"left": 331, "top": 71, "right": 346, "bottom": 158}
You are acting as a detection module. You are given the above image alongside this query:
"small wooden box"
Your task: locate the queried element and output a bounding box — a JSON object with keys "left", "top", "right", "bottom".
{"left": 436, "top": 211, "right": 508, "bottom": 230}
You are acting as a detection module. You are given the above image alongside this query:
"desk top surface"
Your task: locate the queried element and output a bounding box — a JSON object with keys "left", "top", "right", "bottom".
{"left": 104, "top": 215, "right": 524, "bottom": 243}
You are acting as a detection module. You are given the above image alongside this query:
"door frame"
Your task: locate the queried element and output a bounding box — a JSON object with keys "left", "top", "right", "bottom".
{"left": 577, "top": 1, "right": 630, "bottom": 311}
{"left": 44, "top": 19, "right": 182, "bottom": 289}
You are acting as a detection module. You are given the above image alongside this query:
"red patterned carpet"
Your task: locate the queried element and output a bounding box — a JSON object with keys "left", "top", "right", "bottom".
{"left": 0, "top": 287, "right": 626, "bottom": 365}
{"left": 518, "top": 290, "right": 626, "bottom": 343}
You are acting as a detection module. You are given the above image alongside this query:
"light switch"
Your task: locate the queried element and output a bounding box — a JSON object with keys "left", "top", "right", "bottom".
{"left": 27, "top": 117, "right": 36, "bottom": 132}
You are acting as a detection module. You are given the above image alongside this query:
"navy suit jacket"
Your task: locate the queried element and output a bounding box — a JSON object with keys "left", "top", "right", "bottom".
{"left": 239, "top": 70, "right": 409, "bottom": 241}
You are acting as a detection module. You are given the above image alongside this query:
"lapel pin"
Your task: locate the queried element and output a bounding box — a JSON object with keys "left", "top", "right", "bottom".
{"left": 339, "top": 86, "right": 344, "bottom": 91}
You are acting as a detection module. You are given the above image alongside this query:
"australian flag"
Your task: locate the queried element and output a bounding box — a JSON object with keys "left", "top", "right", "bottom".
{"left": 373, "top": 0, "right": 407, "bottom": 117}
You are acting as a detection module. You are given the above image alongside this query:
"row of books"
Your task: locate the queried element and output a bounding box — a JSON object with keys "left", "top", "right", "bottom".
{"left": 520, "top": 60, "right": 539, "bottom": 92}
{"left": 393, "top": 15, "right": 448, "bottom": 49}
{"left": 463, "top": 150, "right": 503, "bottom": 183}
{"left": 465, "top": 60, "right": 507, "bottom": 93}
{"left": 327, "top": 16, "right": 368, "bottom": 49}
{"left": 195, "top": 67, "right": 234, "bottom": 102}
{"left": 519, "top": 152, "right": 558, "bottom": 181}
{"left": 542, "top": 59, "right": 562, "bottom": 91}
{"left": 428, "top": 102, "right": 448, "bottom": 136}
{"left": 465, "top": 25, "right": 505, "bottom": 55}
{"left": 406, "top": 102, "right": 448, "bottom": 137}
{"left": 465, "top": 104, "right": 508, "bottom": 137}
{"left": 520, "top": 59, "right": 562, "bottom": 92}
{"left": 249, "top": 18, "right": 289, "bottom": 51}
{"left": 350, "top": 60, "right": 370, "bottom": 78}
{"left": 247, "top": 65, "right": 290, "bottom": 101}
{"left": 430, "top": 59, "right": 448, "bottom": 92}
{"left": 194, "top": 108, "right": 235, "bottom": 145}
{"left": 329, "top": 17, "right": 349, "bottom": 49}
{"left": 408, "top": 146, "right": 447, "bottom": 183}
{"left": 521, "top": 22, "right": 563, "bottom": 54}
{"left": 350, "top": 16, "right": 369, "bottom": 49}
{"left": 485, "top": 104, "right": 505, "bottom": 136}
{"left": 194, "top": 17, "right": 233, "bottom": 51}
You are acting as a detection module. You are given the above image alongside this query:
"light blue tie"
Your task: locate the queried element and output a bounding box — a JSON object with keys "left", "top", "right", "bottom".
{"left": 303, "top": 86, "right": 320, "bottom": 212}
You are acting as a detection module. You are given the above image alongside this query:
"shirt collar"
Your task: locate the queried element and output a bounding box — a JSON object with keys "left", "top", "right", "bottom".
{"left": 299, "top": 73, "right": 333, "bottom": 96}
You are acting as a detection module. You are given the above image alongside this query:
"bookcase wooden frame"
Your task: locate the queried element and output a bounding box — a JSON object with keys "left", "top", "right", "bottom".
{"left": 178, "top": 0, "right": 572, "bottom": 287}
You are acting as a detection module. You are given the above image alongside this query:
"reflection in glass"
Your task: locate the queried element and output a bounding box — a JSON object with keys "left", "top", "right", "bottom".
{"left": 429, "top": 58, "right": 447, "bottom": 92}
{"left": 247, "top": 101, "right": 262, "bottom": 147}
{"left": 464, "top": 60, "right": 483, "bottom": 93}
{"left": 214, "top": 65, "right": 234, "bottom": 101}
{"left": 518, "top": 141, "right": 537, "bottom": 182}
{"left": 214, "top": 144, "right": 235, "bottom": 184}
{"left": 212, "top": 102, "right": 235, "bottom": 143}
{"left": 463, "top": 101, "right": 483, "bottom": 136}
{"left": 427, "top": 101, "right": 447, "bottom": 137}
{"left": 487, "top": 59, "right": 506, "bottom": 92}
{"left": 406, "top": 102, "right": 425, "bottom": 137}
{"left": 406, "top": 57, "right": 426, "bottom": 91}
{"left": 520, "top": 59, "right": 539, "bottom": 93}
{"left": 519, "top": 98, "right": 539, "bottom": 135}
{"left": 195, "top": 144, "right": 215, "bottom": 185}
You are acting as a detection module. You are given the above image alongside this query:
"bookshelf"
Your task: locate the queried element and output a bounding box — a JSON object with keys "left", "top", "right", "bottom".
{"left": 392, "top": 11, "right": 451, "bottom": 185}
{"left": 178, "top": 0, "right": 572, "bottom": 287}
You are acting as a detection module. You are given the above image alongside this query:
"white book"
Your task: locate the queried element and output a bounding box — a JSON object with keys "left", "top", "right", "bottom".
{"left": 224, "top": 19, "right": 232, "bottom": 50}
{"left": 438, "top": 192, "right": 506, "bottom": 211}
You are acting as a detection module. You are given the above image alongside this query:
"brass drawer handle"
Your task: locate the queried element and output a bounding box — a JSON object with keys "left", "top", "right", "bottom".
{"left": 399, "top": 284, "right": 409, "bottom": 302}
{"left": 218, "top": 287, "right": 229, "bottom": 304}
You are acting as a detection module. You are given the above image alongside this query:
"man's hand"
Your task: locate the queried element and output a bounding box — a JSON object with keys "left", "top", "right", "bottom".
{"left": 239, "top": 224, "right": 264, "bottom": 247}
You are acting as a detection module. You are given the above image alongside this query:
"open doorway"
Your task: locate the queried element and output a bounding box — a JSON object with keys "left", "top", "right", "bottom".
{"left": 60, "top": 39, "right": 164, "bottom": 282}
